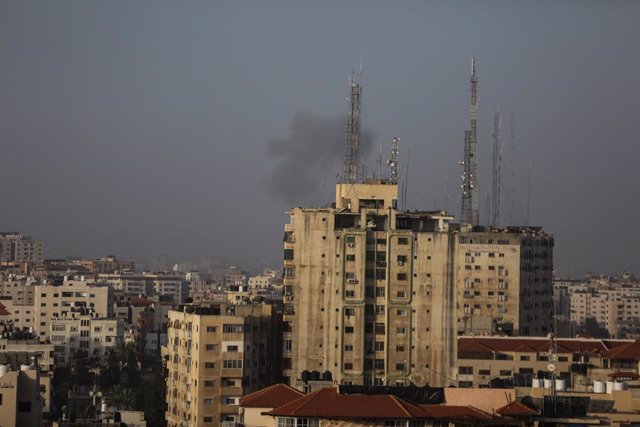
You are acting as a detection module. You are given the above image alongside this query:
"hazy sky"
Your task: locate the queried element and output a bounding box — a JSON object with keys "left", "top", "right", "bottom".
{"left": 1, "top": 1, "right": 638, "bottom": 276}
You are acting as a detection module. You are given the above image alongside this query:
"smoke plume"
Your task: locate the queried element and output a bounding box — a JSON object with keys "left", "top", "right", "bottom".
{"left": 266, "top": 111, "right": 374, "bottom": 206}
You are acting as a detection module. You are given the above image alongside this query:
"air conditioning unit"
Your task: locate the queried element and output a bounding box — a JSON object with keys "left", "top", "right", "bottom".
{"left": 347, "top": 279, "right": 358, "bottom": 284}
{"left": 397, "top": 261, "right": 404, "bottom": 266}
{"left": 348, "top": 243, "right": 356, "bottom": 248}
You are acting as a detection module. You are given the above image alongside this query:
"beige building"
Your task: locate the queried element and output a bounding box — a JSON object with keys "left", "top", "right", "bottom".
{"left": 33, "top": 278, "right": 113, "bottom": 339}
{"left": 99, "top": 272, "right": 184, "bottom": 302}
{"left": 283, "top": 180, "right": 554, "bottom": 388}
{"left": 0, "top": 335, "right": 55, "bottom": 415}
{"left": 49, "top": 308, "right": 124, "bottom": 363}
{"left": 0, "top": 232, "right": 43, "bottom": 265}
{"left": 0, "top": 364, "right": 43, "bottom": 426}
{"left": 164, "top": 303, "right": 280, "bottom": 427}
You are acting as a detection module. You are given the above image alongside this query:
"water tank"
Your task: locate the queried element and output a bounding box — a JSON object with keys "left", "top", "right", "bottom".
{"left": 543, "top": 379, "right": 552, "bottom": 389}
{"left": 614, "top": 381, "right": 627, "bottom": 391}
{"left": 594, "top": 380, "right": 605, "bottom": 393}
{"left": 532, "top": 378, "right": 542, "bottom": 389}
{"left": 301, "top": 370, "right": 311, "bottom": 383}
{"left": 310, "top": 370, "right": 321, "bottom": 381}
{"left": 322, "top": 371, "right": 333, "bottom": 381}
{"left": 101, "top": 401, "right": 108, "bottom": 414}
{"left": 20, "top": 364, "right": 32, "bottom": 371}
{"left": 555, "top": 379, "right": 566, "bottom": 391}
{"left": 606, "top": 381, "right": 615, "bottom": 394}
{"left": 0, "top": 365, "right": 9, "bottom": 377}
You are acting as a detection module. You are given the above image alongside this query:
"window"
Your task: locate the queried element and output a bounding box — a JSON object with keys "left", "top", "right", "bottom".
{"left": 499, "top": 370, "right": 512, "bottom": 376}
{"left": 396, "top": 327, "right": 406, "bottom": 334}
{"left": 375, "top": 341, "right": 385, "bottom": 351}
{"left": 479, "top": 369, "right": 490, "bottom": 376}
{"left": 284, "top": 249, "right": 294, "bottom": 260}
{"left": 396, "top": 291, "right": 406, "bottom": 298}
{"left": 204, "top": 398, "right": 214, "bottom": 405}
{"left": 398, "top": 237, "right": 409, "bottom": 245}
{"left": 375, "top": 359, "right": 385, "bottom": 369}
{"left": 204, "top": 417, "right": 214, "bottom": 423}
{"left": 375, "top": 323, "right": 385, "bottom": 334}
{"left": 205, "top": 362, "right": 215, "bottom": 369}
{"left": 345, "top": 308, "right": 355, "bottom": 316}
{"left": 283, "top": 340, "right": 292, "bottom": 352}
{"left": 344, "top": 362, "right": 353, "bottom": 370}
{"left": 458, "top": 366, "right": 473, "bottom": 375}
{"left": 396, "top": 308, "right": 407, "bottom": 316}
{"left": 396, "top": 363, "right": 406, "bottom": 371}
{"left": 346, "top": 254, "right": 356, "bottom": 262}
{"left": 376, "top": 287, "right": 386, "bottom": 297}
{"left": 397, "top": 273, "right": 407, "bottom": 281}
{"left": 345, "top": 326, "right": 354, "bottom": 334}
{"left": 344, "top": 344, "right": 353, "bottom": 351}
{"left": 396, "top": 345, "right": 405, "bottom": 352}
{"left": 222, "top": 324, "right": 244, "bottom": 333}
{"left": 375, "top": 305, "right": 385, "bottom": 315}
{"left": 226, "top": 345, "right": 239, "bottom": 352}
{"left": 206, "top": 344, "right": 217, "bottom": 351}
{"left": 520, "top": 355, "right": 530, "bottom": 361}
{"left": 223, "top": 359, "right": 243, "bottom": 369}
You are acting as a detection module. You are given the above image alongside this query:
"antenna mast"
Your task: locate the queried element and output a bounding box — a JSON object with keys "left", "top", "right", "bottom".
{"left": 460, "top": 57, "right": 479, "bottom": 225}
{"left": 491, "top": 108, "right": 502, "bottom": 228}
{"left": 343, "top": 69, "right": 363, "bottom": 183}
{"left": 388, "top": 137, "right": 399, "bottom": 184}
{"left": 508, "top": 111, "right": 516, "bottom": 226}
{"left": 526, "top": 162, "right": 532, "bottom": 226}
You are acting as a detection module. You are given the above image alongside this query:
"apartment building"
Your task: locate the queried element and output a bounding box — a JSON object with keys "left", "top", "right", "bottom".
{"left": 0, "top": 274, "right": 36, "bottom": 305}
{"left": 0, "top": 232, "right": 44, "bottom": 264}
{"left": 99, "top": 272, "right": 184, "bottom": 302}
{"left": 78, "top": 255, "right": 136, "bottom": 274}
{"left": 283, "top": 180, "right": 554, "bottom": 388}
{"left": 49, "top": 308, "right": 124, "bottom": 363}
{"left": 0, "top": 364, "right": 43, "bottom": 426}
{"left": 164, "top": 303, "right": 280, "bottom": 427}
{"left": 33, "top": 278, "right": 113, "bottom": 338}
{"left": 455, "top": 335, "right": 639, "bottom": 390}
{"left": 0, "top": 334, "right": 55, "bottom": 415}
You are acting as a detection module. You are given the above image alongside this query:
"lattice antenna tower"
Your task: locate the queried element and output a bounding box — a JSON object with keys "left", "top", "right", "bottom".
{"left": 491, "top": 108, "right": 502, "bottom": 228}
{"left": 508, "top": 111, "right": 516, "bottom": 225}
{"left": 460, "top": 57, "right": 479, "bottom": 225}
{"left": 388, "top": 137, "right": 400, "bottom": 184}
{"left": 343, "top": 66, "right": 363, "bottom": 183}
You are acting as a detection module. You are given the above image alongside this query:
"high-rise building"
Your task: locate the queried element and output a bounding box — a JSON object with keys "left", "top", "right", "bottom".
{"left": 0, "top": 232, "right": 43, "bottom": 265}
{"left": 164, "top": 303, "right": 281, "bottom": 427}
{"left": 282, "top": 180, "right": 553, "bottom": 388}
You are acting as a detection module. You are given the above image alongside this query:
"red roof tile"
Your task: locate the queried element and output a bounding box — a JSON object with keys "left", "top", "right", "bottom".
{"left": 268, "top": 388, "right": 427, "bottom": 419}
{"left": 240, "top": 384, "right": 304, "bottom": 408}
{"left": 420, "top": 405, "right": 493, "bottom": 420}
{"left": 458, "top": 336, "right": 633, "bottom": 355}
{"left": 496, "top": 401, "right": 537, "bottom": 416}
{"left": 0, "top": 302, "right": 10, "bottom": 316}
{"left": 605, "top": 341, "right": 640, "bottom": 361}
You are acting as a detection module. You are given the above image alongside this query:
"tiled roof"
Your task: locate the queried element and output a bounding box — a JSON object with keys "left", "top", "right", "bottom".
{"left": 268, "top": 387, "right": 426, "bottom": 419}
{"left": 0, "top": 302, "right": 10, "bottom": 316}
{"left": 604, "top": 341, "right": 640, "bottom": 361}
{"left": 240, "top": 384, "right": 304, "bottom": 408}
{"left": 458, "top": 336, "right": 632, "bottom": 355}
{"left": 266, "top": 387, "right": 493, "bottom": 422}
{"left": 607, "top": 371, "right": 640, "bottom": 379}
{"left": 496, "top": 401, "right": 537, "bottom": 416}
{"left": 420, "top": 405, "right": 493, "bottom": 420}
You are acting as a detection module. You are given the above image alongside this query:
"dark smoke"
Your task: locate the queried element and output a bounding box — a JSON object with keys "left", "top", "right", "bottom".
{"left": 266, "top": 111, "right": 374, "bottom": 206}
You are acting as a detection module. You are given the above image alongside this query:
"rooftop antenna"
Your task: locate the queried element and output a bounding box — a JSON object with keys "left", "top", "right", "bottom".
{"left": 444, "top": 174, "right": 450, "bottom": 213}
{"left": 343, "top": 64, "right": 363, "bottom": 183}
{"left": 491, "top": 107, "right": 502, "bottom": 228}
{"left": 484, "top": 190, "right": 491, "bottom": 226}
{"left": 388, "top": 137, "right": 399, "bottom": 184}
{"left": 526, "top": 162, "right": 532, "bottom": 226}
{"left": 460, "top": 57, "right": 479, "bottom": 225}
{"left": 508, "top": 111, "right": 516, "bottom": 226}
{"left": 403, "top": 144, "right": 412, "bottom": 211}
{"left": 376, "top": 143, "right": 383, "bottom": 180}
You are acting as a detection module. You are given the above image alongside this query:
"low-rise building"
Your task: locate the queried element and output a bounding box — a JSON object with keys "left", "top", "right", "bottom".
{"left": 0, "top": 363, "right": 43, "bottom": 426}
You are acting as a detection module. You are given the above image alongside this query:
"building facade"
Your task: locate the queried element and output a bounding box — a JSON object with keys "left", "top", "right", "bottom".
{"left": 283, "top": 181, "right": 554, "bottom": 388}
{"left": 164, "top": 303, "right": 281, "bottom": 427}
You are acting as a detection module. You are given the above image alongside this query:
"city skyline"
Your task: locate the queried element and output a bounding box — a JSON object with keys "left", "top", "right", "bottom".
{"left": 1, "top": 1, "right": 638, "bottom": 275}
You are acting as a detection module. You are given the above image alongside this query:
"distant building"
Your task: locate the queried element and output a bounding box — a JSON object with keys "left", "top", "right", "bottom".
{"left": 164, "top": 303, "right": 281, "bottom": 427}
{"left": 78, "top": 255, "right": 135, "bottom": 274}
{"left": 49, "top": 308, "right": 124, "bottom": 363}
{"left": 0, "top": 232, "right": 43, "bottom": 265}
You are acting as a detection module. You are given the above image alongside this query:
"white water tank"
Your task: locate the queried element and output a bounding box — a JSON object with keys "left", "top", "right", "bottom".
{"left": 20, "top": 364, "right": 31, "bottom": 371}
{"left": 594, "top": 380, "right": 605, "bottom": 393}
{"left": 0, "top": 365, "right": 9, "bottom": 377}
{"left": 614, "top": 381, "right": 627, "bottom": 391}
{"left": 543, "top": 379, "right": 552, "bottom": 389}
{"left": 532, "top": 378, "right": 542, "bottom": 388}
{"left": 606, "top": 381, "right": 615, "bottom": 394}
{"left": 555, "top": 379, "right": 567, "bottom": 391}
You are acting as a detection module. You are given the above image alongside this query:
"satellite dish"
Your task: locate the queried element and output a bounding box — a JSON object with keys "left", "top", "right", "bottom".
{"left": 547, "top": 363, "right": 555, "bottom": 372}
